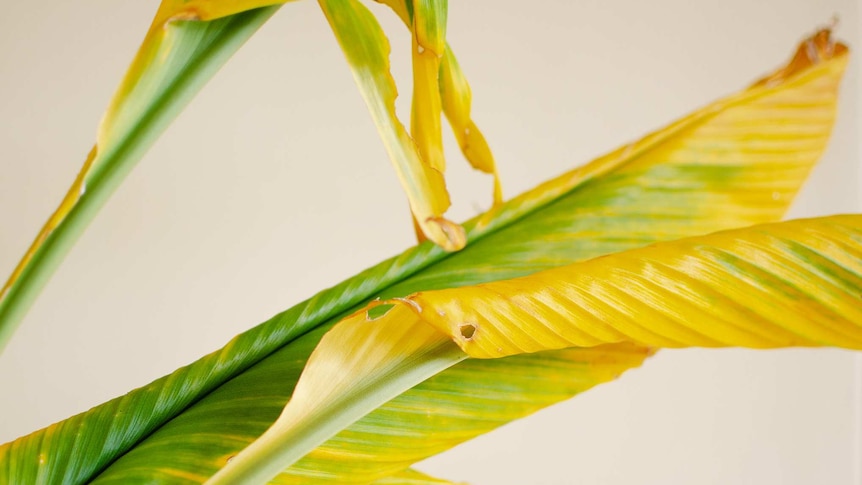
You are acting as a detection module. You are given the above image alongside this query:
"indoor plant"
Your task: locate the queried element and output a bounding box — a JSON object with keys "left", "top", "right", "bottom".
{"left": 0, "top": 1, "right": 860, "bottom": 482}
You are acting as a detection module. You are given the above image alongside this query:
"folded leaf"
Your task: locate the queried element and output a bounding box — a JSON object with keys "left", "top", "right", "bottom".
{"left": 379, "top": 0, "right": 503, "bottom": 204}
{"left": 266, "top": 216, "right": 858, "bottom": 482}
{"left": 319, "top": 0, "right": 464, "bottom": 251}
{"left": 0, "top": 29, "right": 847, "bottom": 485}
{"left": 410, "top": 0, "right": 447, "bottom": 174}
{"left": 206, "top": 305, "right": 465, "bottom": 484}
{"left": 439, "top": 48, "right": 503, "bottom": 204}
{"left": 405, "top": 215, "right": 862, "bottom": 358}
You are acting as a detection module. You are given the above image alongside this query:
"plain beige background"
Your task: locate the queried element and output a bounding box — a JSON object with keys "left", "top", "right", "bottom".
{"left": 0, "top": 1, "right": 860, "bottom": 484}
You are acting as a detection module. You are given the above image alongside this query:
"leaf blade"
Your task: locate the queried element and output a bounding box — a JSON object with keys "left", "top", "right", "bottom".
{"left": 319, "top": 0, "right": 464, "bottom": 251}
{"left": 370, "top": 468, "right": 466, "bottom": 485}
{"left": 378, "top": 0, "right": 503, "bottom": 204}
{"left": 1, "top": 29, "right": 848, "bottom": 484}
{"left": 204, "top": 305, "right": 464, "bottom": 484}
{"left": 408, "top": 215, "right": 862, "bottom": 357}
{"left": 0, "top": 6, "right": 280, "bottom": 352}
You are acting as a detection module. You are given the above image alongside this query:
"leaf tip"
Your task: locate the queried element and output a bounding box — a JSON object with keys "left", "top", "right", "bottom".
{"left": 752, "top": 26, "right": 848, "bottom": 88}
{"left": 426, "top": 216, "right": 466, "bottom": 251}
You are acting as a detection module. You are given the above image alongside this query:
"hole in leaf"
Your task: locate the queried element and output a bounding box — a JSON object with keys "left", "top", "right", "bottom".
{"left": 459, "top": 323, "right": 477, "bottom": 340}
{"left": 367, "top": 304, "right": 395, "bottom": 321}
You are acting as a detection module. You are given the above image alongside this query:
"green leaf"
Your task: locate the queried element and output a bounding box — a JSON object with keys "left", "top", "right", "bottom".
{"left": 0, "top": 29, "right": 848, "bottom": 484}
{"left": 0, "top": 6, "right": 280, "bottom": 353}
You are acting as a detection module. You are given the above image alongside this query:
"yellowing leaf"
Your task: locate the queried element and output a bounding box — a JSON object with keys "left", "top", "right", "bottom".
{"left": 274, "top": 343, "right": 651, "bottom": 483}
{"left": 1, "top": 28, "right": 847, "bottom": 485}
{"left": 206, "top": 304, "right": 465, "bottom": 484}
{"left": 403, "top": 215, "right": 862, "bottom": 358}
{"left": 205, "top": 288, "right": 651, "bottom": 484}
{"left": 479, "top": 29, "right": 846, "bottom": 233}
{"left": 255, "top": 34, "right": 858, "bottom": 468}
{"left": 379, "top": 0, "right": 503, "bottom": 204}
{"left": 0, "top": 6, "right": 280, "bottom": 351}
{"left": 279, "top": 214, "right": 860, "bottom": 483}
{"left": 319, "top": 0, "right": 465, "bottom": 251}
{"left": 370, "top": 468, "right": 466, "bottom": 485}
{"left": 152, "top": 1, "right": 288, "bottom": 24}
{"left": 439, "top": 49, "right": 502, "bottom": 204}
{"left": 410, "top": 1, "right": 447, "bottom": 176}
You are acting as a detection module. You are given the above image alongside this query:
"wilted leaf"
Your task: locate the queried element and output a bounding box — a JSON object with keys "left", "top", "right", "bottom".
{"left": 0, "top": 28, "right": 847, "bottom": 485}
{"left": 319, "top": 0, "right": 464, "bottom": 251}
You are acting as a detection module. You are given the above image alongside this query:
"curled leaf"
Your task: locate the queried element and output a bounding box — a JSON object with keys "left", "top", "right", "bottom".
{"left": 439, "top": 49, "right": 502, "bottom": 204}
{"left": 206, "top": 304, "right": 465, "bottom": 484}
{"left": 379, "top": 0, "right": 503, "bottom": 205}
{"left": 410, "top": 0, "right": 447, "bottom": 175}
{"left": 319, "top": 0, "right": 464, "bottom": 251}
{"left": 403, "top": 215, "right": 862, "bottom": 357}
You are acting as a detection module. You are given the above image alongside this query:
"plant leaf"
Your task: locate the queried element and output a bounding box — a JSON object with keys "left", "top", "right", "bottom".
{"left": 262, "top": 215, "right": 860, "bottom": 482}
{"left": 370, "top": 468, "right": 465, "bottom": 485}
{"left": 268, "top": 343, "right": 652, "bottom": 483}
{"left": 0, "top": 5, "right": 281, "bottom": 352}
{"left": 410, "top": 0, "right": 447, "bottom": 174}
{"left": 439, "top": 48, "right": 503, "bottom": 204}
{"left": 0, "top": 29, "right": 847, "bottom": 484}
{"left": 202, "top": 302, "right": 644, "bottom": 485}
{"left": 379, "top": 0, "right": 503, "bottom": 204}
{"left": 151, "top": 1, "right": 287, "bottom": 23}
{"left": 319, "top": 0, "right": 464, "bottom": 251}
{"left": 402, "top": 215, "right": 862, "bottom": 357}
{"left": 205, "top": 305, "right": 465, "bottom": 484}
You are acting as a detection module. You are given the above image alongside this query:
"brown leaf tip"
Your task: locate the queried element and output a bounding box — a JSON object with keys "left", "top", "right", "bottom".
{"left": 753, "top": 26, "right": 849, "bottom": 88}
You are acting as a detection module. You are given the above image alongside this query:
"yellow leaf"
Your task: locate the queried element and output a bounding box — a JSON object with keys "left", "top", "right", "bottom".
{"left": 319, "top": 0, "right": 465, "bottom": 251}
{"left": 205, "top": 28, "right": 852, "bottom": 483}
{"left": 410, "top": 1, "right": 447, "bottom": 175}
{"left": 370, "top": 468, "right": 466, "bottom": 484}
{"left": 209, "top": 299, "right": 651, "bottom": 484}
{"left": 472, "top": 28, "right": 848, "bottom": 236}
{"left": 378, "top": 0, "right": 503, "bottom": 205}
{"left": 207, "top": 304, "right": 465, "bottom": 484}
{"left": 274, "top": 343, "right": 651, "bottom": 483}
{"left": 439, "top": 49, "right": 502, "bottom": 204}
{"left": 152, "top": 1, "right": 287, "bottom": 24}
{"left": 402, "top": 215, "right": 862, "bottom": 358}
{"left": 6, "top": 26, "right": 845, "bottom": 485}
